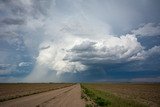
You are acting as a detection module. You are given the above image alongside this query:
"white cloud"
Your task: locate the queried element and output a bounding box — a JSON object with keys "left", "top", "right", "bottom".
{"left": 146, "top": 45, "right": 160, "bottom": 55}
{"left": 26, "top": 40, "right": 87, "bottom": 77}
{"left": 18, "top": 62, "right": 32, "bottom": 67}
{"left": 65, "top": 34, "right": 144, "bottom": 64}
{"left": 132, "top": 23, "right": 160, "bottom": 36}
{"left": 130, "top": 45, "right": 160, "bottom": 60}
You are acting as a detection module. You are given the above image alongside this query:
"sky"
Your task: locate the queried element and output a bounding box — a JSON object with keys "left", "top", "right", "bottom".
{"left": 0, "top": 0, "right": 160, "bottom": 83}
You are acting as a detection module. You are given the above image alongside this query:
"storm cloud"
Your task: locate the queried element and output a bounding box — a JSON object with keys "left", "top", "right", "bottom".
{"left": 0, "top": 0, "right": 160, "bottom": 82}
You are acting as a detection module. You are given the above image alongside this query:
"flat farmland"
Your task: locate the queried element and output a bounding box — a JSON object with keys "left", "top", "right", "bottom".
{"left": 0, "top": 83, "right": 74, "bottom": 102}
{"left": 82, "top": 83, "right": 160, "bottom": 107}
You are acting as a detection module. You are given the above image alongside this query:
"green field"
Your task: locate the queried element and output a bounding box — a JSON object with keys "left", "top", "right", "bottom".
{"left": 81, "top": 83, "right": 160, "bottom": 107}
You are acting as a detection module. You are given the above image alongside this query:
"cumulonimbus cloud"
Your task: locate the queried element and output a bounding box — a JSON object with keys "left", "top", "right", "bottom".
{"left": 64, "top": 34, "right": 143, "bottom": 64}
{"left": 0, "top": 0, "right": 160, "bottom": 82}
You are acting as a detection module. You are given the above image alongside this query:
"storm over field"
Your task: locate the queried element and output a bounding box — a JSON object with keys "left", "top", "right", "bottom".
{"left": 0, "top": 0, "right": 160, "bottom": 82}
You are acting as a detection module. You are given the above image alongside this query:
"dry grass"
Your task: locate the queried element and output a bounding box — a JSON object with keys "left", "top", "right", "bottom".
{"left": 0, "top": 83, "right": 74, "bottom": 102}
{"left": 83, "top": 83, "right": 160, "bottom": 107}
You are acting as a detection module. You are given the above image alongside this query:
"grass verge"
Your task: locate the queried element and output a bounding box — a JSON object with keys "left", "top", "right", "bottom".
{"left": 81, "top": 84, "right": 148, "bottom": 107}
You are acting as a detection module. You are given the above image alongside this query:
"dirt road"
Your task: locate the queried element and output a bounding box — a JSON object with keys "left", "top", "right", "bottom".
{"left": 0, "top": 84, "right": 85, "bottom": 107}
